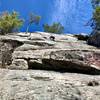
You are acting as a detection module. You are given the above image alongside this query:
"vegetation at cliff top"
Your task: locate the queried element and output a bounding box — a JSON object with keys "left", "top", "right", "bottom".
{"left": 43, "top": 22, "right": 64, "bottom": 34}
{"left": 90, "top": 0, "right": 100, "bottom": 31}
{"left": 0, "top": 11, "right": 23, "bottom": 35}
{"left": 93, "top": 6, "right": 100, "bottom": 30}
{"left": 26, "top": 13, "right": 41, "bottom": 34}
{"left": 87, "top": 0, "right": 100, "bottom": 47}
{"left": 92, "top": 0, "right": 100, "bottom": 8}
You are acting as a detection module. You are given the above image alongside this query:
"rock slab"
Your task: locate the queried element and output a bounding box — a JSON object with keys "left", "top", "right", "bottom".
{"left": 0, "top": 32, "right": 100, "bottom": 100}
{"left": 0, "top": 32, "right": 100, "bottom": 74}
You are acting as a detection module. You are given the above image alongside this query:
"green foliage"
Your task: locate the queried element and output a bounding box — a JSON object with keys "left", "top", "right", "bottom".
{"left": 43, "top": 22, "right": 64, "bottom": 34}
{"left": 92, "top": 0, "right": 100, "bottom": 8}
{"left": 0, "top": 11, "right": 23, "bottom": 35}
{"left": 29, "top": 13, "right": 41, "bottom": 25}
{"left": 26, "top": 13, "right": 41, "bottom": 33}
{"left": 87, "top": 0, "right": 100, "bottom": 47}
{"left": 89, "top": 0, "right": 100, "bottom": 31}
{"left": 93, "top": 7, "right": 100, "bottom": 30}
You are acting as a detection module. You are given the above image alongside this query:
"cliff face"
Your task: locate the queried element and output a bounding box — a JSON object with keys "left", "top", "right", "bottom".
{"left": 0, "top": 32, "right": 100, "bottom": 100}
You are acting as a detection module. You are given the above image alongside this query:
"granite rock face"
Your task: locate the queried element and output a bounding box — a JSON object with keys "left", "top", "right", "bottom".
{"left": 8, "top": 59, "right": 28, "bottom": 70}
{"left": 0, "top": 32, "right": 100, "bottom": 100}
{"left": 0, "top": 32, "right": 100, "bottom": 74}
{"left": 0, "top": 69, "right": 100, "bottom": 100}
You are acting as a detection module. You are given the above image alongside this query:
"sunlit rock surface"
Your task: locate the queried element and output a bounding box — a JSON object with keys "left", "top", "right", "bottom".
{"left": 0, "top": 32, "right": 100, "bottom": 100}
{"left": 0, "top": 32, "right": 99, "bottom": 74}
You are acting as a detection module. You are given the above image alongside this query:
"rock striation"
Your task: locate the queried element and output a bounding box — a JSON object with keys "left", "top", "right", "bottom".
{"left": 0, "top": 32, "right": 100, "bottom": 100}
{"left": 0, "top": 32, "right": 100, "bottom": 74}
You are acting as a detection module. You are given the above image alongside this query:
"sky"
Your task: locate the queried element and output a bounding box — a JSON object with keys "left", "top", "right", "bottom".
{"left": 0, "top": 0, "right": 93, "bottom": 34}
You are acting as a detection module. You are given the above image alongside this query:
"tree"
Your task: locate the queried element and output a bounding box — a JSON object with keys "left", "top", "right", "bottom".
{"left": 92, "top": 0, "right": 100, "bottom": 8}
{"left": 86, "top": 0, "right": 100, "bottom": 34}
{"left": 0, "top": 11, "right": 23, "bottom": 35}
{"left": 90, "top": 0, "right": 100, "bottom": 31}
{"left": 93, "top": 7, "right": 100, "bottom": 30}
{"left": 26, "top": 13, "right": 41, "bottom": 35}
{"left": 43, "top": 22, "right": 64, "bottom": 34}
{"left": 87, "top": 0, "right": 100, "bottom": 47}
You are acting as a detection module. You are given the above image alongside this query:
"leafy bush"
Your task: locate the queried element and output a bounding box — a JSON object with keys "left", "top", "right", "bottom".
{"left": 43, "top": 22, "right": 64, "bottom": 34}
{"left": 0, "top": 11, "right": 23, "bottom": 35}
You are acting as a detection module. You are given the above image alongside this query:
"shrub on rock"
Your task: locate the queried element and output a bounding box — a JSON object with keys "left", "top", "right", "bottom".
{"left": 43, "top": 22, "right": 64, "bottom": 34}
{"left": 0, "top": 11, "right": 23, "bottom": 35}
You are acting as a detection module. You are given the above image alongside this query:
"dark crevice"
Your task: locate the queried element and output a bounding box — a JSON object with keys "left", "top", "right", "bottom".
{"left": 74, "top": 34, "right": 89, "bottom": 41}
{"left": 87, "top": 80, "right": 99, "bottom": 86}
{"left": 0, "top": 40, "right": 24, "bottom": 67}
{"left": 28, "top": 59, "right": 100, "bottom": 75}
{"left": 1, "top": 39, "right": 24, "bottom": 48}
